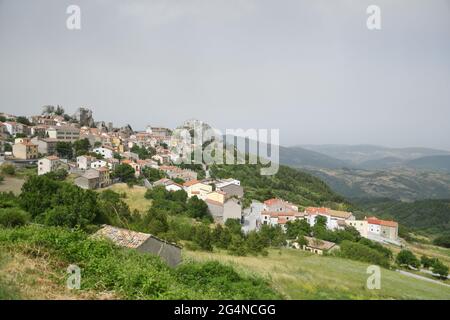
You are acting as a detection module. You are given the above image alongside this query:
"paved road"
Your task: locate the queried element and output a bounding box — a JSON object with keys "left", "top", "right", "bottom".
{"left": 396, "top": 269, "right": 450, "bottom": 288}
{"left": 420, "top": 268, "right": 450, "bottom": 279}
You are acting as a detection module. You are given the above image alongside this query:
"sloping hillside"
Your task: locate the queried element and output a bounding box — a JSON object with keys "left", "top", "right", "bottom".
{"left": 299, "top": 144, "right": 450, "bottom": 166}
{"left": 306, "top": 167, "right": 450, "bottom": 201}
{"left": 188, "top": 248, "right": 450, "bottom": 300}
{"left": 354, "top": 198, "right": 450, "bottom": 236}
{"left": 210, "top": 164, "right": 349, "bottom": 209}
{"left": 406, "top": 155, "right": 450, "bottom": 172}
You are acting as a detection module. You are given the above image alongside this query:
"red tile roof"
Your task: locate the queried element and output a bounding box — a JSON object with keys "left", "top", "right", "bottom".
{"left": 183, "top": 179, "right": 200, "bottom": 187}
{"left": 366, "top": 217, "right": 398, "bottom": 228}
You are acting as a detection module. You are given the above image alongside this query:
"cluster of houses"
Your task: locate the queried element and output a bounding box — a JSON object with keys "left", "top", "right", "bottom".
{"left": 247, "top": 198, "right": 399, "bottom": 249}
{"left": 1, "top": 109, "right": 400, "bottom": 256}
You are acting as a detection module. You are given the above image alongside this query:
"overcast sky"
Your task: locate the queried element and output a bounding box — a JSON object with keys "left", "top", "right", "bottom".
{"left": 0, "top": 0, "right": 449, "bottom": 149}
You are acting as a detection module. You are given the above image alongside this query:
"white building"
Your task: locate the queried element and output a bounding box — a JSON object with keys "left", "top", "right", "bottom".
{"left": 93, "top": 146, "right": 114, "bottom": 159}
{"left": 38, "top": 156, "right": 62, "bottom": 175}
{"left": 46, "top": 126, "right": 80, "bottom": 142}
{"left": 76, "top": 155, "right": 95, "bottom": 170}
{"left": 304, "top": 207, "right": 355, "bottom": 230}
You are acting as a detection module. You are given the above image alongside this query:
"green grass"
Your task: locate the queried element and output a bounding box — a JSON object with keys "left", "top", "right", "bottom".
{"left": 0, "top": 252, "right": 22, "bottom": 299}
{"left": 0, "top": 225, "right": 280, "bottom": 300}
{"left": 100, "top": 183, "right": 152, "bottom": 213}
{"left": 186, "top": 248, "right": 450, "bottom": 300}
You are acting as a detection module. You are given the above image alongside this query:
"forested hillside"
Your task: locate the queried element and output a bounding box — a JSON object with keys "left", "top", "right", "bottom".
{"left": 354, "top": 198, "right": 450, "bottom": 236}
{"left": 210, "top": 164, "right": 350, "bottom": 210}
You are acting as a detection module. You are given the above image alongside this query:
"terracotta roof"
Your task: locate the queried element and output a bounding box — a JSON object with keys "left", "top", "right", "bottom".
{"left": 366, "top": 217, "right": 398, "bottom": 228}
{"left": 265, "top": 211, "right": 296, "bottom": 218}
{"left": 46, "top": 155, "right": 60, "bottom": 161}
{"left": 205, "top": 198, "right": 224, "bottom": 206}
{"left": 304, "top": 236, "right": 336, "bottom": 251}
{"left": 278, "top": 217, "right": 288, "bottom": 224}
{"left": 264, "top": 198, "right": 283, "bottom": 206}
{"left": 305, "top": 207, "right": 353, "bottom": 219}
{"left": 183, "top": 179, "right": 200, "bottom": 187}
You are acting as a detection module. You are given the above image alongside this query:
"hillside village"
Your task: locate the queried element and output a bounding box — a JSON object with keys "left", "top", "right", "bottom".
{"left": 1, "top": 107, "right": 449, "bottom": 296}
{"left": 0, "top": 107, "right": 401, "bottom": 250}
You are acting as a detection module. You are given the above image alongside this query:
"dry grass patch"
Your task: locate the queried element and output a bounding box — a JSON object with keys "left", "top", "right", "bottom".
{"left": 100, "top": 183, "right": 152, "bottom": 213}
{"left": 0, "top": 250, "right": 116, "bottom": 300}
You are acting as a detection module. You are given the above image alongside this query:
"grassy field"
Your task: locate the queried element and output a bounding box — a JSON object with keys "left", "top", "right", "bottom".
{"left": 0, "top": 176, "right": 25, "bottom": 195}
{"left": 100, "top": 183, "right": 152, "bottom": 213}
{"left": 386, "top": 242, "right": 450, "bottom": 267}
{"left": 0, "top": 250, "right": 114, "bottom": 300}
{"left": 186, "top": 248, "right": 450, "bottom": 300}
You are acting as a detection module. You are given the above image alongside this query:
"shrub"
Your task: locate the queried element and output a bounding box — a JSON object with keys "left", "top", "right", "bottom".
{"left": 0, "top": 207, "right": 30, "bottom": 227}
{"left": 433, "top": 234, "right": 450, "bottom": 248}
{"left": 192, "top": 224, "right": 213, "bottom": 251}
{"left": 338, "top": 240, "right": 390, "bottom": 268}
{"left": 432, "top": 260, "right": 449, "bottom": 279}
{"left": 396, "top": 249, "right": 420, "bottom": 268}
{"left": 1, "top": 164, "right": 15, "bottom": 176}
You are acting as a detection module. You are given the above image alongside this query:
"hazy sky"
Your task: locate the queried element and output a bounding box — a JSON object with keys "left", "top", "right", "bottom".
{"left": 1, "top": 0, "right": 449, "bottom": 149}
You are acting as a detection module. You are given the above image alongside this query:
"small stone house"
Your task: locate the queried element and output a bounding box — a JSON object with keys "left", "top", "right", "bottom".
{"left": 93, "top": 225, "right": 182, "bottom": 267}
{"left": 293, "top": 236, "right": 338, "bottom": 255}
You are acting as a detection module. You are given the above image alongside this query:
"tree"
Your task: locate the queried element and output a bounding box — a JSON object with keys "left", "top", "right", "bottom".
{"left": 141, "top": 208, "right": 169, "bottom": 235}
{"left": 286, "top": 219, "right": 311, "bottom": 239}
{"left": 142, "top": 167, "right": 165, "bottom": 182}
{"left": 112, "top": 164, "right": 135, "bottom": 183}
{"left": 259, "top": 224, "right": 286, "bottom": 247}
{"left": 56, "top": 141, "right": 73, "bottom": 159}
{"left": 46, "top": 183, "right": 98, "bottom": 228}
{"left": 55, "top": 105, "right": 65, "bottom": 116}
{"left": 145, "top": 185, "right": 169, "bottom": 200}
{"left": 42, "top": 105, "right": 55, "bottom": 115}
{"left": 3, "top": 143, "right": 12, "bottom": 152}
{"left": 297, "top": 235, "right": 308, "bottom": 247}
{"left": 396, "top": 249, "right": 420, "bottom": 268}
{"left": 131, "top": 145, "right": 155, "bottom": 160}
{"left": 16, "top": 116, "right": 32, "bottom": 126}
{"left": 245, "top": 231, "right": 266, "bottom": 255}
{"left": 73, "top": 138, "right": 91, "bottom": 157}
{"left": 20, "top": 175, "right": 60, "bottom": 218}
{"left": 186, "top": 196, "right": 209, "bottom": 219}
{"left": 432, "top": 260, "right": 449, "bottom": 279}
{"left": 420, "top": 255, "right": 435, "bottom": 269}
{"left": 193, "top": 224, "right": 213, "bottom": 251}
{"left": 227, "top": 235, "right": 247, "bottom": 256}
{"left": 96, "top": 190, "right": 132, "bottom": 227}
{"left": 45, "top": 168, "right": 68, "bottom": 181}
{"left": 1, "top": 164, "right": 15, "bottom": 176}
{"left": 212, "top": 224, "right": 232, "bottom": 249}
{"left": 0, "top": 207, "right": 30, "bottom": 227}
{"left": 20, "top": 176, "right": 99, "bottom": 228}
{"left": 224, "top": 219, "right": 242, "bottom": 236}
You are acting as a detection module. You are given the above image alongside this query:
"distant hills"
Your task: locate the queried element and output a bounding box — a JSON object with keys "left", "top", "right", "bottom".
{"left": 276, "top": 144, "right": 450, "bottom": 201}
{"left": 299, "top": 144, "right": 450, "bottom": 169}
{"left": 406, "top": 155, "right": 450, "bottom": 172}
{"left": 225, "top": 136, "right": 450, "bottom": 201}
